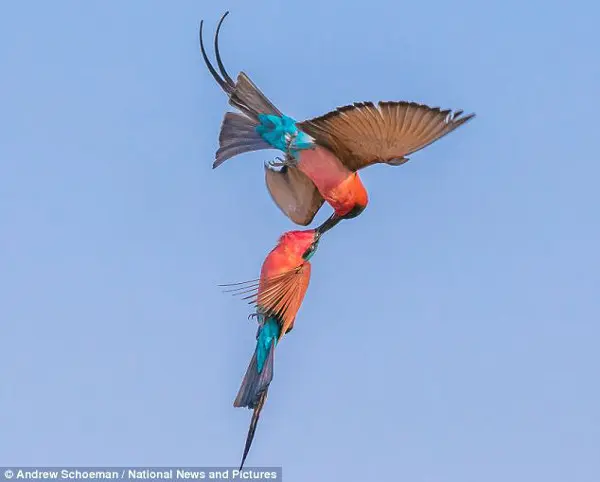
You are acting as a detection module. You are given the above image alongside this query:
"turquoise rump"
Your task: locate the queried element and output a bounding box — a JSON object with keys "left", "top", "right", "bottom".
{"left": 255, "top": 114, "right": 314, "bottom": 158}
{"left": 256, "top": 316, "right": 281, "bottom": 373}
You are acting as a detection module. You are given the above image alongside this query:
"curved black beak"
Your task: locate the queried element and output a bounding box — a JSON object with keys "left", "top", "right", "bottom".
{"left": 316, "top": 214, "right": 341, "bottom": 237}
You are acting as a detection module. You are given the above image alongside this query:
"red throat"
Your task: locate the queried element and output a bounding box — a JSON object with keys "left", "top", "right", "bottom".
{"left": 328, "top": 172, "right": 369, "bottom": 217}
{"left": 352, "top": 173, "right": 369, "bottom": 209}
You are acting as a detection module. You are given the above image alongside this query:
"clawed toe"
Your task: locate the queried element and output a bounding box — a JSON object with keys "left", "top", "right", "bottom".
{"left": 248, "top": 312, "right": 265, "bottom": 323}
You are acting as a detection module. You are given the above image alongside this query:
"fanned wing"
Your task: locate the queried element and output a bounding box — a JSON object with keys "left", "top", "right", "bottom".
{"left": 296, "top": 101, "right": 475, "bottom": 171}
{"left": 256, "top": 264, "right": 311, "bottom": 335}
{"left": 221, "top": 265, "right": 312, "bottom": 336}
{"left": 264, "top": 165, "right": 325, "bottom": 226}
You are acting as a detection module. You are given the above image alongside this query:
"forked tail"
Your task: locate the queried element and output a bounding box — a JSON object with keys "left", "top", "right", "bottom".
{"left": 199, "top": 12, "right": 283, "bottom": 122}
{"left": 234, "top": 316, "right": 281, "bottom": 469}
{"left": 199, "top": 12, "right": 314, "bottom": 168}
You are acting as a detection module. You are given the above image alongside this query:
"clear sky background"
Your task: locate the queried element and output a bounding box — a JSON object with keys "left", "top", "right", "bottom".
{"left": 1, "top": 0, "right": 599, "bottom": 480}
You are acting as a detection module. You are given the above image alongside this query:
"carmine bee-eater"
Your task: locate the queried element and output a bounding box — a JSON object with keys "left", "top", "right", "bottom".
{"left": 222, "top": 221, "right": 332, "bottom": 469}
{"left": 200, "top": 12, "right": 475, "bottom": 232}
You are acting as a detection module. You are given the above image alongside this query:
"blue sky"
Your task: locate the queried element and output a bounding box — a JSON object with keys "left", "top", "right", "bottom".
{"left": 1, "top": 0, "right": 599, "bottom": 480}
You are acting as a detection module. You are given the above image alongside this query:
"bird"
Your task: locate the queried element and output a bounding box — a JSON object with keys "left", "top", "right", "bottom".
{"left": 221, "top": 221, "right": 332, "bottom": 470}
{"left": 199, "top": 11, "right": 476, "bottom": 233}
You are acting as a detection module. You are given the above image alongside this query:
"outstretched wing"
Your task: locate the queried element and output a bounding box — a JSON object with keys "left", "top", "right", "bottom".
{"left": 296, "top": 101, "right": 475, "bottom": 171}
{"left": 221, "top": 264, "right": 312, "bottom": 336}
{"left": 264, "top": 165, "right": 325, "bottom": 226}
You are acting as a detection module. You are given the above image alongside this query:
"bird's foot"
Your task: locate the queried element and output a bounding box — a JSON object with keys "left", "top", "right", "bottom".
{"left": 248, "top": 312, "right": 265, "bottom": 323}
{"left": 267, "top": 152, "right": 298, "bottom": 168}
{"left": 285, "top": 152, "right": 299, "bottom": 167}
{"left": 267, "top": 156, "right": 287, "bottom": 168}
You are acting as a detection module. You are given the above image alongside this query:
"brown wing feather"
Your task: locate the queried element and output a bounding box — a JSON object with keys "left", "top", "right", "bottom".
{"left": 264, "top": 165, "right": 325, "bottom": 226}
{"left": 256, "top": 264, "right": 311, "bottom": 335}
{"left": 225, "top": 265, "right": 311, "bottom": 336}
{"left": 297, "top": 101, "right": 475, "bottom": 171}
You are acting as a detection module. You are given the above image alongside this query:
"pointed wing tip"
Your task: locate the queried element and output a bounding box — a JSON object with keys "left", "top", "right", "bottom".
{"left": 387, "top": 156, "right": 410, "bottom": 166}
{"left": 456, "top": 111, "right": 476, "bottom": 122}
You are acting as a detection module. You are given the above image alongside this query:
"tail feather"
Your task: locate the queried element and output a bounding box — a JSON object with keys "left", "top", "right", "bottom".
{"left": 240, "top": 391, "right": 267, "bottom": 471}
{"left": 201, "top": 14, "right": 289, "bottom": 168}
{"left": 214, "top": 112, "right": 273, "bottom": 169}
{"left": 229, "top": 72, "right": 283, "bottom": 120}
{"left": 200, "top": 14, "right": 282, "bottom": 121}
{"left": 234, "top": 338, "right": 275, "bottom": 409}
{"left": 234, "top": 317, "right": 279, "bottom": 468}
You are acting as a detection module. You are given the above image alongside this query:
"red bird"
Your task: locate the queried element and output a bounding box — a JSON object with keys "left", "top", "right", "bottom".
{"left": 223, "top": 222, "right": 330, "bottom": 469}
{"left": 200, "top": 12, "right": 475, "bottom": 233}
